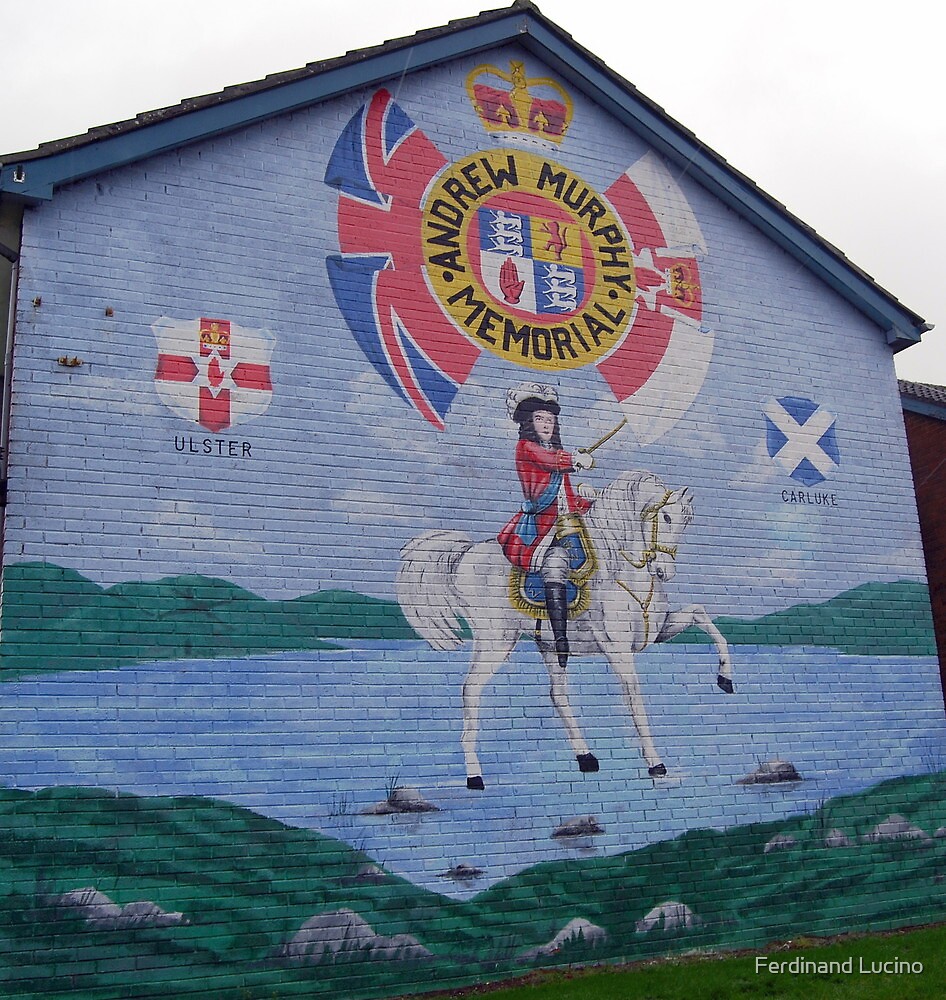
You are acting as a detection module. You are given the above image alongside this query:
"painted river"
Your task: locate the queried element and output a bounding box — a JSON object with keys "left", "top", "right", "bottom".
{"left": 1, "top": 641, "right": 944, "bottom": 897}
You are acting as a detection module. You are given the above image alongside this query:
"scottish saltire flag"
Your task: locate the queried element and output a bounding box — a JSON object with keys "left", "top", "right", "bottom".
{"left": 765, "top": 396, "right": 841, "bottom": 486}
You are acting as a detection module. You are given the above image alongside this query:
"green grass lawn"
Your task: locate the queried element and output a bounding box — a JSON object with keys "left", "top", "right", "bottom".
{"left": 459, "top": 923, "right": 946, "bottom": 999}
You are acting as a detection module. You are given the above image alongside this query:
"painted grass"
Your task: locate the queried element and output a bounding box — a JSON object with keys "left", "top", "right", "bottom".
{"left": 462, "top": 923, "right": 946, "bottom": 999}
{"left": 1, "top": 563, "right": 934, "bottom": 680}
{"left": 3, "top": 777, "right": 944, "bottom": 998}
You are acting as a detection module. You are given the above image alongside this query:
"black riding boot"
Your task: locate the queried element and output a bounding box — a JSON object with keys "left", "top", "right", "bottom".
{"left": 545, "top": 582, "right": 598, "bottom": 775}
{"left": 544, "top": 582, "right": 570, "bottom": 672}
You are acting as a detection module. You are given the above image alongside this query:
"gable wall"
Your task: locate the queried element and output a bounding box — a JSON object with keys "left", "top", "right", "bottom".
{"left": 0, "top": 44, "right": 943, "bottom": 996}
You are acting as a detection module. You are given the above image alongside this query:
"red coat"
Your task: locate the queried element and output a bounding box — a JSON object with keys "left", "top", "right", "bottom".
{"left": 497, "top": 439, "right": 592, "bottom": 571}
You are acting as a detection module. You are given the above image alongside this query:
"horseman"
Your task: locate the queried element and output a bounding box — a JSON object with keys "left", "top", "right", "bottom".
{"left": 497, "top": 384, "right": 595, "bottom": 673}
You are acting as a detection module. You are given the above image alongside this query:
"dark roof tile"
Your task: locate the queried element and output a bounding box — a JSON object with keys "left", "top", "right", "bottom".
{"left": 0, "top": 3, "right": 520, "bottom": 163}
{"left": 0, "top": 0, "right": 929, "bottom": 346}
{"left": 899, "top": 380, "right": 946, "bottom": 407}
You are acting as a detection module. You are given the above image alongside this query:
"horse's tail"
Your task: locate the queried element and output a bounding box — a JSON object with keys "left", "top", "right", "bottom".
{"left": 396, "top": 530, "right": 474, "bottom": 651}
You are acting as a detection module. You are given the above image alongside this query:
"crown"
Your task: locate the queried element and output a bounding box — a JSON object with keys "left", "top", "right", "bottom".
{"left": 199, "top": 317, "right": 231, "bottom": 355}
{"left": 467, "top": 61, "right": 572, "bottom": 148}
{"left": 667, "top": 263, "right": 700, "bottom": 309}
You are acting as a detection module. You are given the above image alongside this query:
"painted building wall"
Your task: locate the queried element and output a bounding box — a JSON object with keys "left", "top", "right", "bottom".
{"left": 1, "top": 44, "right": 944, "bottom": 997}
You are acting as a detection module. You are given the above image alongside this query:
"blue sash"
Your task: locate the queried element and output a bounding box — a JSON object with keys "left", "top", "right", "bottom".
{"left": 515, "top": 472, "right": 563, "bottom": 546}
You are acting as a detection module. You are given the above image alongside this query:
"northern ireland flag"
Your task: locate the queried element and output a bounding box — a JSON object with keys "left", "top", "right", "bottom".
{"left": 153, "top": 316, "right": 275, "bottom": 432}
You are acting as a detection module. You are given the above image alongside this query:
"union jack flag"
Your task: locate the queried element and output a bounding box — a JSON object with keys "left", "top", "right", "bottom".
{"left": 325, "top": 89, "right": 479, "bottom": 431}
{"left": 326, "top": 90, "right": 710, "bottom": 442}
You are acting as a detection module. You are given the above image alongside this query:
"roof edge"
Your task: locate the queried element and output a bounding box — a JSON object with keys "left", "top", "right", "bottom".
{"left": 902, "top": 395, "right": 946, "bottom": 421}
{"left": 0, "top": 1, "right": 929, "bottom": 343}
{"left": 900, "top": 379, "right": 946, "bottom": 420}
{"left": 0, "top": 3, "right": 533, "bottom": 201}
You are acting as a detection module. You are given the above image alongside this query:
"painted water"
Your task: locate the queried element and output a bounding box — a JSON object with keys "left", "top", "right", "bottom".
{"left": 2, "top": 641, "right": 945, "bottom": 897}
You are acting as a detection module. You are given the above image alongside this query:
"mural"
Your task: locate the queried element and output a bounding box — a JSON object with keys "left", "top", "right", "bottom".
{"left": 398, "top": 383, "right": 733, "bottom": 788}
{"left": 325, "top": 68, "right": 712, "bottom": 444}
{"left": 153, "top": 316, "right": 275, "bottom": 432}
{"left": 0, "top": 41, "right": 943, "bottom": 1000}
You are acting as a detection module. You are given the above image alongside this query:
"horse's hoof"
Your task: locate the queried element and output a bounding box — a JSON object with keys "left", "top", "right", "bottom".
{"left": 717, "top": 674, "right": 734, "bottom": 694}
{"left": 577, "top": 753, "right": 600, "bottom": 773}
{"left": 466, "top": 775, "right": 485, "bottom": 791}
{"left": 648, "top": 763, "right": 667, "bottom": 778}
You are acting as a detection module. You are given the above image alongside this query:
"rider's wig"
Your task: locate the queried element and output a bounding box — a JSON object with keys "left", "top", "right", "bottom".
{"left": 514, "top": 396, "right": 563, "bottom": 449}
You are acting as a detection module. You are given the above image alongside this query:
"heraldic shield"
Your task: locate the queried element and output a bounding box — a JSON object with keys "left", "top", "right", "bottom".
{"left": 509, "top": 512, "right": 598, "bottom": 620}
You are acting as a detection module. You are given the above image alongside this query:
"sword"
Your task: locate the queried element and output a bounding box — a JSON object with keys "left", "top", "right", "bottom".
{"left": 580, "top": 417, "right": 628, "bottom": 456}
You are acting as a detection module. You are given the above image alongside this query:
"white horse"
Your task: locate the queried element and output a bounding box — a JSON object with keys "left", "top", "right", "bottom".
{"left": 396, "top": 471, "right": 733, "bottom": 789}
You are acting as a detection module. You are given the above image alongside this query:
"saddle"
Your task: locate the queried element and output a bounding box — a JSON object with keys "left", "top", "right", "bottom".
{"left": 508, "top": 513, "right": 598, "bottom": 620}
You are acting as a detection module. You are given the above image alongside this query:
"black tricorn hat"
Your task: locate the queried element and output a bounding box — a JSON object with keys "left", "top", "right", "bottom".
{"left": 512, "top": 396, "right": 561, "bottom": 423}
{"left": 507, "top": 383, "right": 560, "bottom": 423}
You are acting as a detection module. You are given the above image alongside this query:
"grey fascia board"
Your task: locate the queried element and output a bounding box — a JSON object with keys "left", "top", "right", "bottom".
{"left": 901, "top": 395, "right": 946, "bottom": 422}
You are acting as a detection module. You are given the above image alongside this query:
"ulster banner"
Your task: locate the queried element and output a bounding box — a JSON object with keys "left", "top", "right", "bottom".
{"left": 153, "top": 316, "right": 275, "bottom": 432}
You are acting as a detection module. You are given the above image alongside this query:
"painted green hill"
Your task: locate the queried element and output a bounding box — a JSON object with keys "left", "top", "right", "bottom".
{"left": 670, "top": 579, "right": 935, "bottom": 656}
{"left": 0, "top": 562, "right": 417, "bottom": 679}
{"left": 0, "top": 563, "right": 934, "bottom": 681}
{"left": 473, "top": 769, "right": 946, "bottom": 958}
{"left": 0, "top": 784, "right": 480, "bottom": 998}
{"left": 0, "top": 772, "right": 944, "bottom": 998}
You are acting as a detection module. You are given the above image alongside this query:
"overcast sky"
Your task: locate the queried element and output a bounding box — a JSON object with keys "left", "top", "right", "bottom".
{"left": 4, "top": 0, "right": 943, "bottom": 384}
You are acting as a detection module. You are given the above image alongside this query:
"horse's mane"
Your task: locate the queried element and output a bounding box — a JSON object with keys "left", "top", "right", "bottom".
{"left": 585, "top": 470, "right": 690, "bottom": 568}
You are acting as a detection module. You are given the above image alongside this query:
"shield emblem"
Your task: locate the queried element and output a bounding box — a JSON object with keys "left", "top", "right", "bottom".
{"left": 153, "top": 317, "right": 275, "bottom": 432}
{"left": 476, "top": 208, "right": 586, "bottom": 315}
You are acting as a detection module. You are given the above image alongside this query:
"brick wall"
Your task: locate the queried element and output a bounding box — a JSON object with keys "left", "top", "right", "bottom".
{"left": 903, "top": 408, "right": 946, "bottom": 702}
{"left": 0, "top": 44, "right": 943, "bottom": 998}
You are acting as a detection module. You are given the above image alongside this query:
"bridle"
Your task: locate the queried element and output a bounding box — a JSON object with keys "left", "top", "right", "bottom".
{"left": 615, "top": 490, "right": 681, "bottom": 644}
{"left": 618, "top": 490, "right": 679, "bottom": 570}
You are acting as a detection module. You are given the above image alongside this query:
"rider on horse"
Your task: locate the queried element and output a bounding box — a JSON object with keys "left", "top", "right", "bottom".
{"left": 497, "top": 384, "right": 595, "bottom": 673}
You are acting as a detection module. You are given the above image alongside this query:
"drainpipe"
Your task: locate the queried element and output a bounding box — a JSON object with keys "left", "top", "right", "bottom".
{"left": 0, "top": 242, "right": 20, "bottom": 571}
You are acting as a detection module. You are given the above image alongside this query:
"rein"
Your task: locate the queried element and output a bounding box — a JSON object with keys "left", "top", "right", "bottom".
{"left": 616, "top": 576, "right": 656, "bottom": 643}
{"left": 614, "top": 490, "right": 677, "bottom": 644}
{"left": 619, "top": 490, "right": 678, "bottom": 568}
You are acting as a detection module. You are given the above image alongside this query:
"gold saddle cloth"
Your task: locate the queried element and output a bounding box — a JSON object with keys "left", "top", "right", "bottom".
{"left": 508, "top": 513, "right": 598, "bottom": 620}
